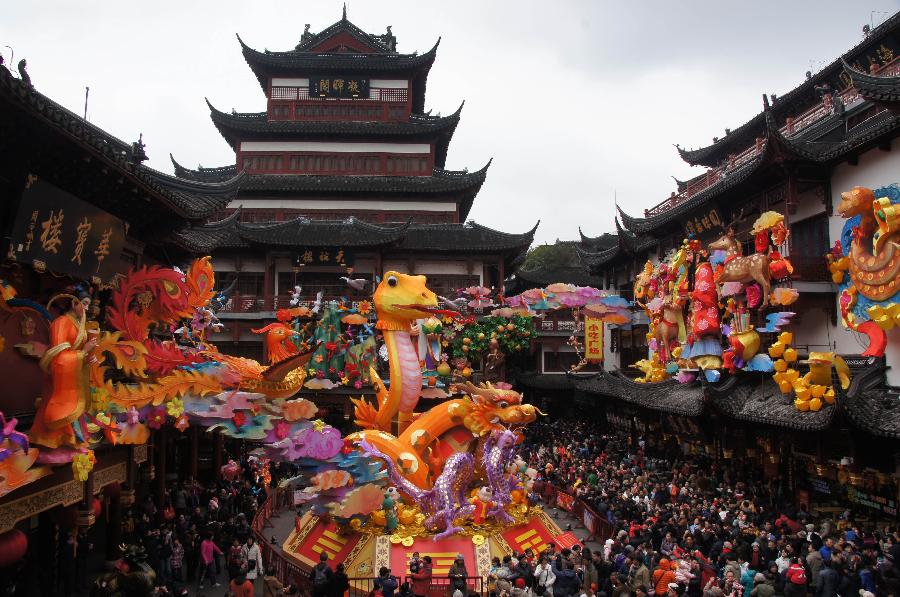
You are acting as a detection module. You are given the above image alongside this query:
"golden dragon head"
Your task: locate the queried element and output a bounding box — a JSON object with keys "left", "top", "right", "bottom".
{"left": 458, "top": 382, "right": 542, "bottom": 436}
{"left": 838, "top": 186, "right": 875, "bottom": 218}
{"left": 373, "top": 271, "right": 441, "bottom": 331}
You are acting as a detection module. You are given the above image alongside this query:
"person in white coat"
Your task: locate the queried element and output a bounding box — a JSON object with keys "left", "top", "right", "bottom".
{"left": 241, "top": 536, "right": 264, "bottom": 586}
{"left": 534, "top": 555, "right": 556, "bottom": 597}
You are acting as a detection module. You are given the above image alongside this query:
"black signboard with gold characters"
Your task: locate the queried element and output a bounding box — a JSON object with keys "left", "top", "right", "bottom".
{"left": 683, "top": 207, "right": 723, "bottom": 237}
{"left": 7, "top": 177, "right": 126, "bottom": 283}
{"left": 309, "top": 77, "right": 370, "bottom": 99}
{"left": 295, "top": 247, "right": 354, "bottom": 268}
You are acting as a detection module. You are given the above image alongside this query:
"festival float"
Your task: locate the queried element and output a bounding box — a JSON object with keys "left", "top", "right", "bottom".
{"left": 611, "top": 209, "right": 836, "bottom": 411}
{"left": 2, "top": 258, "right": 635, "bottom": 586}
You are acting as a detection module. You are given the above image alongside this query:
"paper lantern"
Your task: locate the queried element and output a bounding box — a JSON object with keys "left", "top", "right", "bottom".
{"left": 92, "top": 497, "right": 102, "bottom": 518}
{"left": 0, "top": 529, "right": 27, "bottom": 568}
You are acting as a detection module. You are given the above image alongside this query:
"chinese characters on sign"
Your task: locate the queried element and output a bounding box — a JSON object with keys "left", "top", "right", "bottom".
{"left": 683, "top": 208, "right": 723, "bottom": 236}
{"left": 846, "top": 486, "right": 898, "bottom": 516}
{"left": 8, "top": 177, "right": 126, "bottom": 282}
{"left": 309, "top": 77, "right": 370, "bottom": 99}
{"left": 296, "top": 247, "right": 353, "bottom": 267}
{"left": 584, "top": 316, "right": 604, "bottom": 362}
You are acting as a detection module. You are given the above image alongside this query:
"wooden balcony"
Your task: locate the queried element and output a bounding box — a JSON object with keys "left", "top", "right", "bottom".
{"left": 218, "top": 293, "right": 486, "bottom": 317}
{"left": 268, "top": 86, "right": 410, "bottom": 122}
{"left": 642, "top": 59, "right": 900, "bottom": 219}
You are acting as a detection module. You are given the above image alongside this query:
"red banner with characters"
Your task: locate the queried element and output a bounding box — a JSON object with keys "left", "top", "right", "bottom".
{"left": 583, "top": 508, "right": 597, "bottom": 534}
{"left": 556, "top": 492, "right": 575, "bottom": 512}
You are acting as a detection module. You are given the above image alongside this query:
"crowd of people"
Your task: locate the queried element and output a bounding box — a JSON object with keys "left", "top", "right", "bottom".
{"left": 86, "top": 459, "right": 302, "bottom": 597}
{"left": 69, "top": 413, "right": 900, "bottom": 597}
{"left": 515, "top": 415, "right": 899, "bottom": 597}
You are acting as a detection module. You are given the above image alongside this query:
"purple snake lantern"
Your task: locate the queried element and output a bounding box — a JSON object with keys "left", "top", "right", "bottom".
{"left": 358, "top": 439, "right": 475, "bottom": 540}
{"left": 482, "top": 428, "right": 519, "bottom": 524}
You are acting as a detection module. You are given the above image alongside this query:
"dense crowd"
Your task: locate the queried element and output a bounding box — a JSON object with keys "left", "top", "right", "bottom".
{"left": 77, "top": 415, "right": 900, "bottom": 597}
{"left": 90, "top": 459, "right": 297, "bottom": 597}
{"left": 513, "top": 416, "right": 899, "bottom": 597}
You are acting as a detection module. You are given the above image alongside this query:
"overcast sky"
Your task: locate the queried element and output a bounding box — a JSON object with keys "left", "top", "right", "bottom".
{"left": 3, "top": 1, "right": 899, "bottom": 245}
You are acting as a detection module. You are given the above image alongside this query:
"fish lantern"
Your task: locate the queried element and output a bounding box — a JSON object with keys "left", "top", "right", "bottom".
{"left": 0, "top": 529, "right": 27, "bottom": 568}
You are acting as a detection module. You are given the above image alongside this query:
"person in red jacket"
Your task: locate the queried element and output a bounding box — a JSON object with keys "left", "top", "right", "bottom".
{"left": 410, "top": 555, "right": 432, "bottom": 597}
{"left": 783, "top": 557, "right": 808, "bottom": 597}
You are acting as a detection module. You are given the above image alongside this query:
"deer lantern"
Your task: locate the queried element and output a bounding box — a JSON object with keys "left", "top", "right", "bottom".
{"left": 707, "top": 209, "right": 772, "bottom": 307}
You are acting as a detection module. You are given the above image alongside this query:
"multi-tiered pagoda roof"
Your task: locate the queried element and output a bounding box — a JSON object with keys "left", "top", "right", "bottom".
{"left": 167, "top": 12, "right": 536, "bottom": 264}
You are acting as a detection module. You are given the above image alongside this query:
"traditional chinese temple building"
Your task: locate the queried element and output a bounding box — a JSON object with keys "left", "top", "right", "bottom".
{"left": 167, "top": 11, "right": 537, "bottom": 365}
{"left": 0, "top": 59, "right": 250, "bottom": 591}
{"left": 563, "top": 12, "right": 900, "bottom": 520}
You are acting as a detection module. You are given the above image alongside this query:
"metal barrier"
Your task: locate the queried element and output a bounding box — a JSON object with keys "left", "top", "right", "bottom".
{"left": 251, "top": 488, "right": 311, "bottom": 590}
{"left": 540, "top": 482, "right": 614, "bottom": 542}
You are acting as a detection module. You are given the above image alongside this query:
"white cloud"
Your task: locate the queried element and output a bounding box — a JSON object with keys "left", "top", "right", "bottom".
{"left": 3, "top": 0, "right": 898, "bottom": 243}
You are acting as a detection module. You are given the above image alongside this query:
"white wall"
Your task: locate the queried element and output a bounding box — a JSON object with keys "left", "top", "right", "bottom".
{"left": 383, "top": 260, "right": 483, "bottom": 283}
{"left": 829, "top": 141, "right": 900, "bottom": 384}
{"left": 791, "top": 186, "right": 827, "bottom": 224}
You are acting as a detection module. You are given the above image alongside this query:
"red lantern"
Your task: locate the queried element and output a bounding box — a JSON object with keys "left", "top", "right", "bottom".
{"left": 0, "top": 529, "right": 27, "bottom": 568}
{"left": 92, "top": 497, "right": 102, "bottom": 519}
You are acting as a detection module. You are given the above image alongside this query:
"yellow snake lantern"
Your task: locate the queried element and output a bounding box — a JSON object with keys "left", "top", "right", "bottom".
{"left": 350, "top": 272, "right": 539, "bottom": 490}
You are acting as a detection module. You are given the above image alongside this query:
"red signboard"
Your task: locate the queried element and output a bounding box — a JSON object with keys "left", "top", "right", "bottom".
{"left": 556, "top": 492, "right": 575, "bottom": 512}
{"left": 293, "top": 521, "right": 361, "bottom": 564}
{"left": 501, "top": 517, "right": 556, "bottom": 555}
{"left": 390, "top": 536, "right": 477, "bottom": 578}
{"left": 553, "top": 532, "right": 581, "bottom": 550}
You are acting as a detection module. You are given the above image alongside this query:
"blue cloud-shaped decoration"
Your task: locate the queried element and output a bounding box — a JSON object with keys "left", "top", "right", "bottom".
{"left": 744, "top": 354, "right": 774, "bottom": 372}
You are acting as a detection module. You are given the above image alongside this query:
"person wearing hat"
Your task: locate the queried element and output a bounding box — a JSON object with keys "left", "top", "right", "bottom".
{"left": 511, "top": 578, "right": 529, "bottom": 597}
{"left": 749, "top": 573, "right": 773, "bottom": 597}
{"left": 449, "top": 555, "right": 468, "bottom": 596}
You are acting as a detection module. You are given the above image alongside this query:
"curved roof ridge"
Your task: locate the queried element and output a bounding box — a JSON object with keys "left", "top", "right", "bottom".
{"left": 138, "top": 164, "right": 245, "bottom": 192}
{"left": 468, "top": 219, "right": 539, "bottom": 239}
{"left": 842, "top": 57, "right": 900, "bottom": 102}
{"left": 292, "top": 15, "right": 396, "bottom": 54}
{"left": 675, "top": 11, "right": 900, "bottom": 167}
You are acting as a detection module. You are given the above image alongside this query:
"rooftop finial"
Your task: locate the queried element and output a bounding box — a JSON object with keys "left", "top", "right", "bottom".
{"left": 342, "top": 2, "right": 347, "bottom": 21}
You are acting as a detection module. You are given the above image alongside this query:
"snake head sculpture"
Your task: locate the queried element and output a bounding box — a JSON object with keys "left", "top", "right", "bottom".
{"left": 373, "top": 271, "right": 441, "bottom": 331}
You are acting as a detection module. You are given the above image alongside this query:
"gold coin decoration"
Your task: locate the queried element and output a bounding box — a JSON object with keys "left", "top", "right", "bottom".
{"left": 401, "top": 536, "right": 415, "bottom": 547}
{"left": 472, "top": 534, "right": 486, "bottom": 545}
{"left": 389, "top": 534, "right": 402, "bottom": 544}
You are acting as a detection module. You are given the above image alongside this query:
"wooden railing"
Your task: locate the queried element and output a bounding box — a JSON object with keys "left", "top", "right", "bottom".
{"left": 643, "top": 58, "right": 900, "bottom": 219}
{"left": 218, "top": 294, "right": 484, "bottom": 317}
